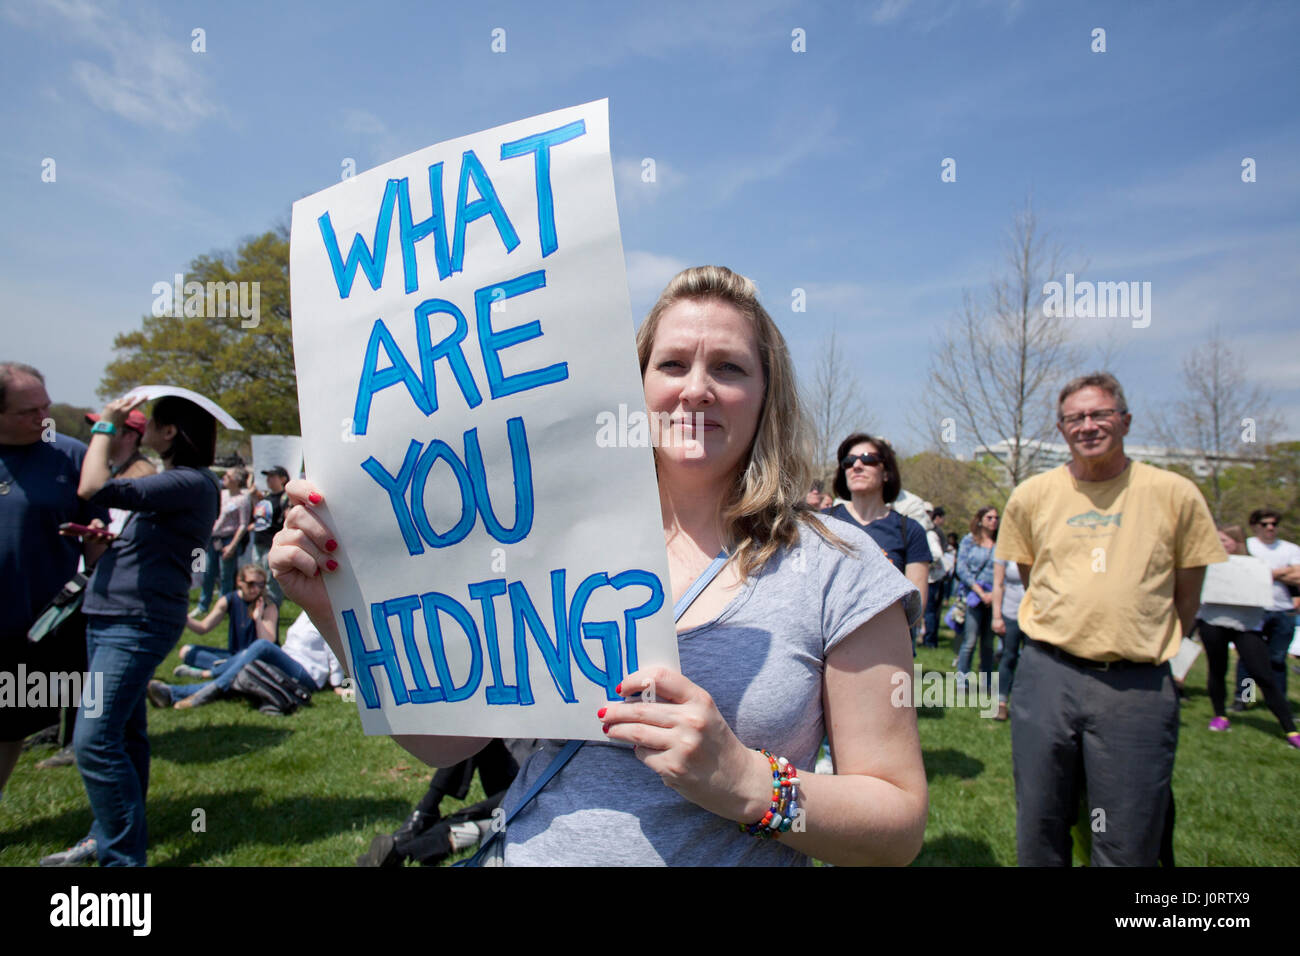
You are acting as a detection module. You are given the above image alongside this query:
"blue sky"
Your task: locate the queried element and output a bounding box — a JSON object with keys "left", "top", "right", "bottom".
{"left": 3, "top": 0, "right": 1297, "bottom": 450}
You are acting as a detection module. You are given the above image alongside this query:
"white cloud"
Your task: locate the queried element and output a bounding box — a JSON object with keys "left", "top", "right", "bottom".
{"left": 9, "top": 0, "right": 217, "bottom": 131}
{"left": 624, "top": 250, "right": 690, "bottom": 311}
{"left": 872, "top": 0, "right": 916, "bottom": 25}
{"left": 613, "top": 156, "right": 685, "bottom": 212}
{"left": 341, "top": 109, "right": 390, "bottom": 138}
{"left": 867, "top": 0, "right": 1025, "bottom": 31}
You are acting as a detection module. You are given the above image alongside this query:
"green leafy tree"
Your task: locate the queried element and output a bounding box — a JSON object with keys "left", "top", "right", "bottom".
{"left": 48, "top": 402, "right": 94, "bottom": 442}
{"left": 1197, "top": 441, "right": 1300, "bottom": 529}
{"left": 900, "top": 451, "right": 1007, "bottom": 528}
{"left": 98, "top": 229, "right": 298, "bottom": 453}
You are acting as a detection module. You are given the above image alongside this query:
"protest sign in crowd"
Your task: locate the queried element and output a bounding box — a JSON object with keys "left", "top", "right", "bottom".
{"left": 4, "top": 103, "right": 1297, "bottom": 869}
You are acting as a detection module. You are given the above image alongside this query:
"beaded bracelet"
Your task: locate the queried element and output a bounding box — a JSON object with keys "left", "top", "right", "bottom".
{"left": 740, "top": 749, "right": 800, "bottom": 837}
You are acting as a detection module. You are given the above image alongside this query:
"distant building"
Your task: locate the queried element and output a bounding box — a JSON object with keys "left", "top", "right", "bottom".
{"left": 973, "top": 437, "right": 1260, "bottom": 480}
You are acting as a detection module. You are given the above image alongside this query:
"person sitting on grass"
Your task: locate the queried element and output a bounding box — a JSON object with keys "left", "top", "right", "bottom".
{"left": 149, "top": 610, "right": 343, "bottom": 710}
{"left": 176, "top": 563, "right": 278, "bottom": 673}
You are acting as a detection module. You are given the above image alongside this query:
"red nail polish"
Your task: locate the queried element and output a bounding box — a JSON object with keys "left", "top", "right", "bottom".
{"left": 326, "top": 539, "right": 337, "bottom": 552}
{"left": 326, "top": 559, "right": 338, "bottom": 571}
{"left": 615, "top": 682, "right": 622, "bottom": 695}
{"left": 314, "top": 567, "right": 321, "bottom": 577}
{"left": 597, "top": 707, "right": 606, "bottom": 719}
{"left": 308, "top": 493, "right": 323, "bottom": 504}
{"left": 602, "top": 724, "right": 610, "bottom": 734}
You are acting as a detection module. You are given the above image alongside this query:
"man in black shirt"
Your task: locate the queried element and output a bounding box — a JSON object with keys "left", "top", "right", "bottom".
{"left": 256, "top": 466, "right": 290, "bottom": 604}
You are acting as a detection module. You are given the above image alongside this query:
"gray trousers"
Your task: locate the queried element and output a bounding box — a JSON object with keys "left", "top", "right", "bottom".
{"left": 1011, "top": 639, "right": 1178, "bottom": 866}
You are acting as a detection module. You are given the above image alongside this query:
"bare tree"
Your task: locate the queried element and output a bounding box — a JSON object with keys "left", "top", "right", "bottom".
{"left": 803, "top": 324, "right": 866, "bottom": 480}
{"left": 1152, "top": 328, "right": 1277, "bottom": 519}
{"left": 920, "top": 200, "right": 1079, "bottom": 488}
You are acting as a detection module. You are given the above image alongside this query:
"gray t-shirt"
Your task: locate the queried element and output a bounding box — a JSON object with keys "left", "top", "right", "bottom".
{"left": 995, "top": 559, "right": 1025, "bottom": 621}
{"left": 500, "top": 515, "right": 920, "bottom": 866}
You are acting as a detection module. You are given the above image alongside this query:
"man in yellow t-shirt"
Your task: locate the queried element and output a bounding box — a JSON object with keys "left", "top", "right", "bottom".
{"left": 996, "top": 372, "right": 1224, "bottom": 866}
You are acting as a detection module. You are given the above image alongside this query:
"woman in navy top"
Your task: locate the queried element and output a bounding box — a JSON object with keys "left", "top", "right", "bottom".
{"left": 826, "top": 432, "right": 931, "bottom": 618}
{"left": 63, "top": 395, "right": 220, "bottom": 867}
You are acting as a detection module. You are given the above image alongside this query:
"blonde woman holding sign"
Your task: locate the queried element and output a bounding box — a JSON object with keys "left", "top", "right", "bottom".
{"left": 272, "top": 266, "right": 927, "bottom": 865}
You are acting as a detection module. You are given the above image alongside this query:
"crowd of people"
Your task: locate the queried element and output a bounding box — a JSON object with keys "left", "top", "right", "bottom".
{"left": 4, "top": 265, "right": 1299, "bottom": 867}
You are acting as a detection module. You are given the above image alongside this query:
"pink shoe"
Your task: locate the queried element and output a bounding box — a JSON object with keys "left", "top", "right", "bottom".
{"left": 1207, "top": 716, "right": 1230, "bottom": 732}
{"left": 1286, "top": 733, "right": 1300, "bottom": 750}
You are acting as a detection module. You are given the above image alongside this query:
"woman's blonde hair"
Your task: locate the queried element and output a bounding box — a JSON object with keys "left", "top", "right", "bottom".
{"left": 636, "top": 265, "right": 849, "bottom": 578}
{"left": 1217, "top": 524, "right": 1247, "bottom": 553}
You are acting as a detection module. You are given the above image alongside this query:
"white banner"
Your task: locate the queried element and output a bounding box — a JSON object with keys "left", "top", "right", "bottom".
{"left": 289, "top": 100, "right": 677, "bottom": 740}
{"left": 1200, "top": 555, "right": 1273, "bottom": 608}
{"left": 251, "top": 434, "right": 304, "bottom": 490}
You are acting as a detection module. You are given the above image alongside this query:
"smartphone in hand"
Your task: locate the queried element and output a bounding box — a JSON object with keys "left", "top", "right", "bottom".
{"left": 59, "top": 522, "right": 116, "bottom": 540}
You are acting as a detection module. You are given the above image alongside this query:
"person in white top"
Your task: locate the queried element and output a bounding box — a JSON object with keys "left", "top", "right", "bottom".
{"left": 1199, "top": 525, "right": 1297, "bottom": 746}
{"left": 149, "top": 610, "right": 344, "bottom": 710}
{"left": 1233, "top": 508, "right": 1300, "bottom": 709}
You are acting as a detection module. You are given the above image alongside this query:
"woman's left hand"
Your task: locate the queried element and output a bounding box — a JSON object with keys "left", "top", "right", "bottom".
{"left": 600, "top": 667, "right": 773, "bottom": 824}
{"left": 98, "top": 394, "right": 146, "bottom": 429}
{"left": 82, "top": 518, "right": 111, "bottom": 566}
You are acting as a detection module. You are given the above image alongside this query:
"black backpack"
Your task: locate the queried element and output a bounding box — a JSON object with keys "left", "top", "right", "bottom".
{"left": 229, "top": 659, "right": 314, "bottom": 716}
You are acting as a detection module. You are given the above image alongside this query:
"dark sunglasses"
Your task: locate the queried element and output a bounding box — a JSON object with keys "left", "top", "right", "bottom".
{"left": 841, "top": 452, "right": 883, "bottom": 469}
{"left": 1256, "top": 520, "right": 1279, "bottom": 528}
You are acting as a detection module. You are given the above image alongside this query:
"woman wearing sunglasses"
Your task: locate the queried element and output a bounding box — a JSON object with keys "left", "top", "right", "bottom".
{"left": 826, "top": 434, "right": 931, "bottom": 642}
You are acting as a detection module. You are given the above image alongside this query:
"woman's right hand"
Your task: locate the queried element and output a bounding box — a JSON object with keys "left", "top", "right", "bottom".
{"left": 268, "top": 479, "right": 339, "bottom": 624}
{"left": 992, "top": 615, "right": 1005, "bottom": 636}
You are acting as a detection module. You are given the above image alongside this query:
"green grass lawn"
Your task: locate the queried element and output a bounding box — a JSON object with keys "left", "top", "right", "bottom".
{"left": 1, "top": 613, "right": 1295, "bottom": 866}
{"left": 911, "top": 634, "right": 1299, "bottom": 866}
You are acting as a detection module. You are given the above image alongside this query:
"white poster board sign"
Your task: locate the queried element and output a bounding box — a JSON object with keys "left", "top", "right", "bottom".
{"left": 251, "top": 435, "right": 304, "bottom": 490}
{"left": 1200, "top": 555, "right": 1273, "bottom": 608}
{"left": 121, "top": 384, "right": 243, "bottom": 430}
{"left": 290, "top": 100, "right": 677, "bottom": 740}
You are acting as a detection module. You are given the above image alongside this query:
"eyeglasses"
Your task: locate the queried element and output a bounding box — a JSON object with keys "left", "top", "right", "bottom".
{"left": 1256, "top": 520, "right": 1279, "bottom": 528}
{"left": 241, "top": 580, "right": 265, "bottom": 589}
{"left": 1059, "top": 408, "right": 1125, "bottom": 427}
{"left": 841, "top": 452, "right": 883, "bottom": 469}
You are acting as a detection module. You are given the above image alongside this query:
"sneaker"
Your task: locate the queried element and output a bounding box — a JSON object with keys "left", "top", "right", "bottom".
{"left": 173, "top": 664, "right": 207, "bottom": 679}
{"left": 1230, "top": 699, "right": 1247, "bottom": 713}
{"left": 174, "top": 682, "right": 222, "bottom": 710}
{"left": 35, "top": 745, "right": 76, "bottom": 769}
{"left": 146, "top": 680, "right": 172, "bottom": 709}
{"left": 1208, "top": 716, "right": 1230, "bottom": 732}
{"left": 39, "top": 837, "right": 96, "bottom": 867}
{"left": 22, "top": 724, "right": 60, "bottom": 751}
{"left": 1286, "top": 733, "right": 1300, "bottom": 751}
